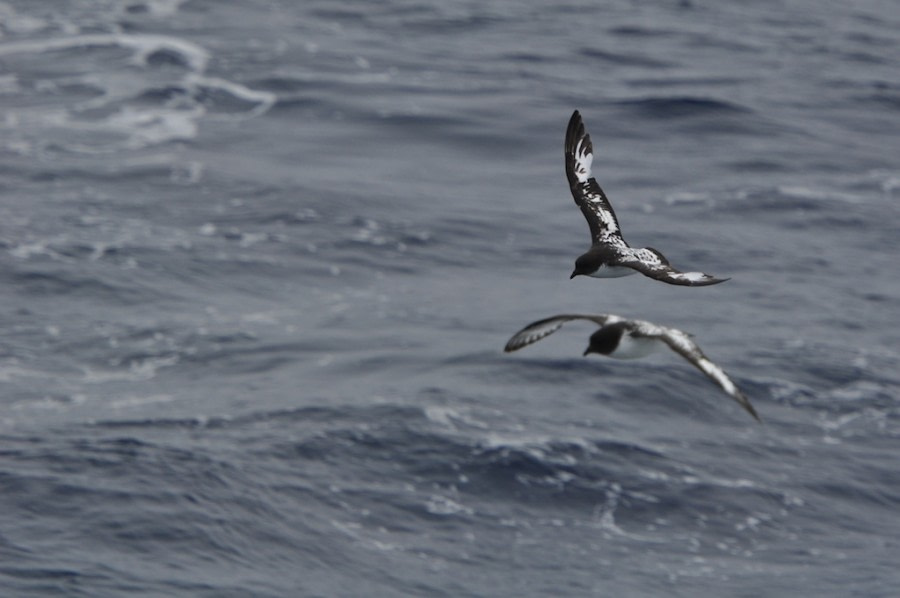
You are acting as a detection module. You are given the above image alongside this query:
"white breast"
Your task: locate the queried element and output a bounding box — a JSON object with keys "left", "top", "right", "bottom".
{"left": 587, "top": 265, "right": 637, "bottom": 279}
{"left": 609, "top": 334, "right": 661, "bottom": 360}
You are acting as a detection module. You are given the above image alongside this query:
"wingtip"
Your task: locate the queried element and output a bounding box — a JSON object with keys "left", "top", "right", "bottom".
{"left": 734, "top": 391, "right": 761, "bottom": 422}
{"left": 687, "top": 274, "right": 731, "bottom": 287}
{"left": 565, "top": 110, "right": 587, "bottom": 154}
{"left": 746, "top": 403, "right": 762, "bottom": 423}
{"left": 503, "top": 339, "right": 522, "bottom": 353}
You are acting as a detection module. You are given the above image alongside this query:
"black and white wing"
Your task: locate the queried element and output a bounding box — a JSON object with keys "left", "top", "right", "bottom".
{"left": 617, "top": 246, "right": 729, "bottom": 287}
{"left": 504, "top": 314, "right": 617, "bottom": 353}
{"left": 643, "top": 326, "right": 760, "bottom": 421}
{"left": 565, "top": 111, "right": 626, "bottom": 248}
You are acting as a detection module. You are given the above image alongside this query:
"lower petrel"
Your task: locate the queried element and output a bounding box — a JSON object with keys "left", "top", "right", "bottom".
{"left": 504, "top": 313, "right": 760, "bottom": 421}
{"left": 565, "top": 110, "right": 728, "bottom": 286}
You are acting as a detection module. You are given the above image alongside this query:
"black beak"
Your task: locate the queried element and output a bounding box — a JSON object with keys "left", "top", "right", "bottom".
{"left": 570, "top": 271, "right": 578, "bottom": 279}
{"left": 582, "top": 346, "right": 591, "bottom": 356}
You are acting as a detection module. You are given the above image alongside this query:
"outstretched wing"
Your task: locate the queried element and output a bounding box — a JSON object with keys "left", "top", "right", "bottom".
{"left": 565, "top": 111, "right": 626, "bottom": 247}
{"left": 638, "top": 325, "right": 760, "bottom": 421}
{"left": 617, "top": 247, "right": 729, "bottom": 287}
{"left": 504, "top": 314, "right": 618, "bottom": 353}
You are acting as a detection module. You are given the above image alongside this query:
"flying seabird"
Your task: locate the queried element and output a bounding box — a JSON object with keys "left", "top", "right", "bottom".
{"left": 565, "top": 110, "right": 728, "bottom": 286}
{"left": 504, "top": 313, "right": 760, "bottom": 421}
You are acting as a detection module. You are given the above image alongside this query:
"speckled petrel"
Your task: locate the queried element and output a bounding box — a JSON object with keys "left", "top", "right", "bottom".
{"left": 565, "top": 110, "right": 728, "bottom": 286}
{"left": 504, "top": 313, "right": 760, "bottom": 421}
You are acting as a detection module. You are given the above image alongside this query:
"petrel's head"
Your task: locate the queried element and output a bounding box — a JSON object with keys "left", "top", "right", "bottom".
{"left": 570, "top": 255, "right": 593, "bottom": 279}
{"left": 583, "top": 323, "right": 626, "bottom": 357}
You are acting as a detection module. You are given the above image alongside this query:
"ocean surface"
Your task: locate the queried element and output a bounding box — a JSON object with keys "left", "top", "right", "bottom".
{"left": 1, "top": 1, "right": 899, "bottom": 596}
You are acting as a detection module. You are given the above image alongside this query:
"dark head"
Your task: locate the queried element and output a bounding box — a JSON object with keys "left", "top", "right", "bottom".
{"left": 583, "top": 323, "right": 626, "bottom": 356}
{"left": 570, "top": 254, "right": 595, "bottom": 279}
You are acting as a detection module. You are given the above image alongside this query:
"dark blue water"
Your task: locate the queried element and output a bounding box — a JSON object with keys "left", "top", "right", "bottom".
{"left": 1, "top": 1, "right": 899, "bottom": 595}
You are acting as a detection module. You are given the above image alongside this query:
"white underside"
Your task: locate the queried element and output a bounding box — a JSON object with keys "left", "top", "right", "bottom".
{"left": 610, "top": 335, "right": 661, "bottom": 360}
{"left": 587, "top": 265, "right": 636, "bottom": 279}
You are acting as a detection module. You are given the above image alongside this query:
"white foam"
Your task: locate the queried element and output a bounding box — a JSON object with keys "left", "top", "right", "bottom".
{"left": 424, "top": 405, "right": 488, "bottom": 429}
{"left": 105, "top": 106, "right": 201, "bottom": 149}
{"left": 9, "top": 240, "right": 62, "bottom": 260}
{"left": 184, "top": 74, "right": 277, "bottom": 118}
{"left": 777, "top": 185, "right": 863, "bottom": 203}
{"left": 138, "top": 0, "right": 189, "bottom": 18}
{"left": 425, "top": 495, "right": 474, "bottom": 516}
{"left": 0, "top": 33, "right": 276, "bottom": 152}
{"left": 664, "top": 191, "right": 713, "bottom": 206}
{"left": 0, "top": 33, "right": 209, "bottom": 71}
{"left": 81, "top": 355, "right": 179, "bottom": 383}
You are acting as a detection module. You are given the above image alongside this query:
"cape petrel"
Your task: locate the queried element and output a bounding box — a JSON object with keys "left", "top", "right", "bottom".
{"left": 565, "top": 110, "right": 728, "bottom": 286}
{"left": 504, "top": 313, "right": 760, "bottom": 421}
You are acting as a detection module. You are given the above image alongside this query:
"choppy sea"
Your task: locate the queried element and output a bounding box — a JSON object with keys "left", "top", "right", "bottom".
{"left": 1, "top": 1, "right": 899, "bottom": 596}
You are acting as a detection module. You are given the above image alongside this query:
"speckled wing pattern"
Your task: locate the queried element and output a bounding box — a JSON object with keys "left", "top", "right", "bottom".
{"left": 564, "top": 111, "right": 626, "bottom": 248}
{"left": 617, "top": 247, "right": 728, "bottom": 287}
{"left": 503, "top": 314, "right": 618, "bottom": 353}
{"left": 635, "top": 324, "right": 761, "bottom": 421}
